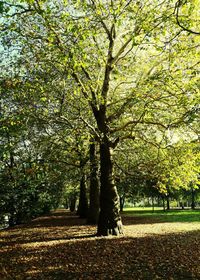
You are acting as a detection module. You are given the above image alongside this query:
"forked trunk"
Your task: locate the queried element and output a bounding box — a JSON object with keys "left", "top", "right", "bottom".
{"left": 97, "top": 141, "right": 123, "bottom": 236}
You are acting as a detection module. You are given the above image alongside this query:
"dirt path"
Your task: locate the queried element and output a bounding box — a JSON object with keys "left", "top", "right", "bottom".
{"left": 0, "top": 209, "right": 200, "bottom": 280}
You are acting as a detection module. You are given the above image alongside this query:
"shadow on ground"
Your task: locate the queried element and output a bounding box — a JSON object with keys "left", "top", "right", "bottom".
{"left": 0, "top": 210, "right": 199, "bottom": 280}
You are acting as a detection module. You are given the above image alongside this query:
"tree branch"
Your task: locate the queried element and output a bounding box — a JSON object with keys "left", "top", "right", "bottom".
{"left": 175, "top": 0, "right": 200, "bottom": 35}
{"left": 112, "top": 37, "right": 132, "bottom": 64}
{"left": 81, "top": 65, "right": 97, "bottom": 106}
{"left": 100, "top": 23, "right": 115, "bottom": 111}
{"left": 111, "top": 115, "right": 167, "bottom": 133}
{"left": 79, "top": 116, "right": 100, "bottom": 140}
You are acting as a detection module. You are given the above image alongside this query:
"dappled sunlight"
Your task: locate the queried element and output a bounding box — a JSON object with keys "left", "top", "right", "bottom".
{"left": 1, "top": 231, "right": 199, "bottom": 280}
{"left": 0, "top": 210, "right": 200, "bottom": 279}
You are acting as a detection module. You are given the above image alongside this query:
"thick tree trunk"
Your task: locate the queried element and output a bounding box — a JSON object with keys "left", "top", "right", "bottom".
{"left": 77, "top": 175, "right": 88, "bottom": 218}
{"left": 97, "top": 141, "right": 123, "bottom": 236}
{"left": 87, "top": 142, "right": 100, "bottom": 224}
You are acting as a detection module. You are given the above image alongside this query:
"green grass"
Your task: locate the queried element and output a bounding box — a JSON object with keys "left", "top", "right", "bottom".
{"left": 123, "top": 207, "right": 200, "bottom": 223}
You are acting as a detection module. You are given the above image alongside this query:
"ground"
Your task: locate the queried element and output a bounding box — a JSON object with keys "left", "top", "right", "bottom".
{"left": 0, "top": 209, "right": 200, "bottom": 280}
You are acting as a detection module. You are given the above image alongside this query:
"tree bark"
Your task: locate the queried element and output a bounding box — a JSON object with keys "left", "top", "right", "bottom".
{"left": 87, "top": 141, "right": 100, "bottom": 224}
{"left": 191, "top": 188, "right": 195, "bottom": 210}
{"left": 77, "top": 174, "right": 88, "bottom": 218}
{"left": 97, "top": 140, "right": 123, "bottom": 236}
{"left": 120, "top": 196, "right": 125, "bottom": 212}
{"left": 69, "top": 193, "right": 77, "bottom": 212}
{"left": 162, "top": 197, "right": 166, "bottom": 211}
{"left": 166, "top": 195, "right": 170, "bottom": 210}
{"left": 151, "top": 196, "right": 155, "bottom": 212}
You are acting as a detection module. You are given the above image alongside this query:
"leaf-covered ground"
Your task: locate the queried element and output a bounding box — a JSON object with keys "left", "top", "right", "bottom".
{"left": 0, "top": 209, "right": 200, "bottom": 280}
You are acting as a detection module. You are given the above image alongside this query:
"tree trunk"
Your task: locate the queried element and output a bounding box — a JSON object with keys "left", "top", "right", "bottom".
{"left": 166, "top": 195, "right": 170, "bottom": 210}
{"left": 87, "top": 141, "right": 100, "bottom": 224}
{"left": 97, "top": 141, "right": 123, "bottom": 236}
{"left": 180, "top": 201, "right": 184, "bottom": 209}
{"left": 65, "top": 198, "right": 69, "bottom": 209}
{"left": 157, "top": 196, "right": 160, "bottom": 207}
{"left": 151, "top": 196, "right": 155, "bottom": 212}
{"left": 191, "top": 188, "right": 195, "bottom": 210}
{"left": 77, "top": 174, "right": 88, "bottom": 218}
{"left": 69, "top": 193, "right": 77, "bottom": 212}
{"left": 120, "top": 196, "right": 125, "bottom": 212}
{"left": 8, "top": 213, "right": 15, "bottom": 227}
{"left": 162, "top": 197, "right": 166, "bottom": 211}
{"left": 147, "top": 197, "right": 150, "bottom": 207}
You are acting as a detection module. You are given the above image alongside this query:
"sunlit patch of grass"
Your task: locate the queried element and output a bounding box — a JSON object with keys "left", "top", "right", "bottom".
{"left": 123, "top": 208, "right": 200, "bottom": 223}
{"left": 124, "top": 207, "right": 163, "bottom": 212}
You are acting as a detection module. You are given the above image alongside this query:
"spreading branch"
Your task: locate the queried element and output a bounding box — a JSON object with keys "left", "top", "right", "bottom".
{"left": 111, "top": 118, "right": 167, "bottom": 134}
{"left": 175, "top": 0, "right": 200, "bottom": 35}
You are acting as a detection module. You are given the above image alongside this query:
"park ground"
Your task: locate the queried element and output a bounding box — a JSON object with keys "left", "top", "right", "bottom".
{"left": 0, "top": 209, "right": 200, "bottom": 280}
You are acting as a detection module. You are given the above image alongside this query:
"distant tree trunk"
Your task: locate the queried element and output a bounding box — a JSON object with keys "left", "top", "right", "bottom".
{"left": 152, "top": 196, "right": 155, "bottom": 212}
{"left": 120, "top": 196, "right": 125, "bottom": 212}
{"left": 166, "top": 195, "right": 170, "bottom": 210}
{"left": 191, "top": 188, "right": 195, "bottom": 210}
{"left": 15, "top": 211, "right": 24, "bottom": 225}
{"left": 87, "top": 141, "right": 100, "bottom": 224}
{"left": 142, "top": 197, "right": 145, "bottom": 207}
{"left": 69, "top": 194, "right": 77, "bottom": 212}
{"left": 180, "top": 201, "right": 184, "bottom": 209}
{"left": 147, "top": 197, "right": 150, "bottom": 206}
{"left": 8, "top": 196, "right": 16, "bottom": 226}
{"left": 97, "top": 140, "right": 123, "bottom": 236}
{"left": 77, "top": 174, "right": 88, "bottom": 218}
{"left": 65, "top": 199, "right": 69, "bottom": 209}
{"left": 162, "top": 197, "right": 166, "bottom": 211}
{"left": 157, "top": 196, "right": 160, "bottom": 207}
{"left": 8, "top": 213, "right": 15, "bottom": 227}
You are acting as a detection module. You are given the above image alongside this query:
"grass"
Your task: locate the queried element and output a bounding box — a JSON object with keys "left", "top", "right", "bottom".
{"left": 123, "top": 207, "right": 200, "bottom": 223}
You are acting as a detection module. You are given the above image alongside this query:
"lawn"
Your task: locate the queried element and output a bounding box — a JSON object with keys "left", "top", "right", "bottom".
{"left": 0, "top": 209, "right": 199, "bottom": 280}
{"left": 123, "top": 207, "right": 200, "bottom": 223}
